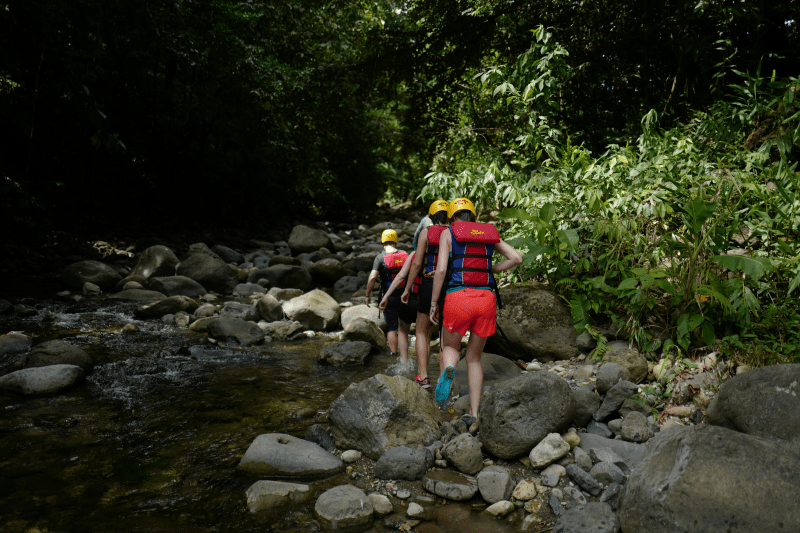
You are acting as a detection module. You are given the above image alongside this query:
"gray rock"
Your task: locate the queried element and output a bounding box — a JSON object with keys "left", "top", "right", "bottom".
{"left": 328, "top": 374, "right": 441, "bottom": 460}
{"left": 590, "top": 461, "right": 626, "bottom": 485}
{"left": 618, "top": 425, "right": 800, "bottom": 533}
{"left": 177, "top": 250, "right": 238, "bottom": 294}
{"left": 573, "top": 446, "right": 593, "bottom": 472}
{"left": 550, "top": 494, "right": 565, "bottom": 517}
{"left": 375, "top": 445, "right": 428, "bottom": 480}
{"left": 174, "top": 311, "right": 191, "bottom": 328}
{"left": 318, "top": 341, "right": 372, "bottom": 366}
{"left": 353, "top": 251, "right": 378, "bottom": 273}
{"left": 620, "top": 411, "right": 654, "bottom": 443}
{"left": 594, "top": 379, "right": 637, "bottom": 421}
{"left": 256, "top": 294, "right": 283, "bottom": 321}
{"left": 588, "top": 448, "right": 630, "bottom": 475}
{"left": 573, "top": 365, "right": 595, "bottom": 381}
{"left": 368, "top": 493, "right": 393, "bottom": 516}
{"left": 122, "top": 281, "right": 144, "bottom": 290}
{"left": 109, "top": 289, "right": 167, "bottom": 301}
{"left": 334, "top": 276, "right": 364, "bottom": 294}
{"left": 283, "top": 290, "right": 341, "bottom": 331}
{"left": 586, "top": 420, "right": 613, "bottom": 438}
{"left": 247, "top": 265, "right": 313, "bottom": 291}
{"left": 267, "top": 287, "right": 304, "bottom": 301}
{"left": 219, "top": 301, "right": 260, "bottom": 322}
{"left": 62, "top": 260, "right": 122, "bottom": 291}
{"left": 15, "top": 340, "right": 93, "bottom": 373}
{"left": 82, "top": 281, "right": 101, "bottom": 295}
{"left": 207, "top": 317, "right": 264, "bottom": 345}
{"left": 305, "top": 424, "right": 336, "bottom": 452}
{"left": 618, "top": 399, "right": 651, "bottom": 418}
{"left": 233, "top": 282, "right": 264, "bottom": 297}
{"left": 340, "top": 305, "right": 385, "bottom": 330}
{"left": 314, "top": 484, "right": 373, "bottom": 533}
{"left": 246, "top": 480, "right": 309, "bottom": 513}
{"left": 565, "top": 464, "right": 602, "bottom": 496}
{"left": 421, "top": 470, "right": 478, "bottom": 501}
{"left": 135, "top": 295, "right": 199, "bottom": 318}
{"left": 476, "top": 465, "right": 514, "bottom": 504}
{"left": 563, "top": 486, "right": 587, "bottom": 505}
{"left": 309, "top": 258, "right": 348, "bottom": 286}
{"left": 596, "top": 362, "right": 631, "bottom": 394}
{"left": 599, "top": 483, "right": 622, "bottom": 511}
{"left": 442, "top": 433, "right": 484, "bottom": 475}
{"left": 602, "top": 348, "right": 647, "bottom": 383}
{"left": 258, "top": 320, "right": 303, "bottom": 340}
{"left": 553, "top": 502, "right": 620, "bottom": 533}
{"left": 289, "top": 225, "right": 334, "bottom": 254}
{"left": 342, "top": 318, "right": 387, "bottom": 351}
{"left": 578, "top": 433, "right": 647, "bottom": 471}
{"left": 114, "top": 275, "right": 149, "bottom": 292}
{"left": 238, "top": 433, "right": 344, "bottom": 477}
{"left": 576, "top": 331, "right": 597, "bottom": 351}
{"left": 452, "top": 352, "right": 522, "bottom": 392}
{"left": 129, "top": 245, "right": 179, "bottom": 279}
{"left": 543, "top": 470, "right": 561, "bottom": 487}
{"left": 269, "top": 255, "right": 300, "bottom": 267}
{"left": 0, "top": 333, "right": 31, "bottom": 356}
{"left": 480, "top": 371, "right": 576, "bottom": 459}
{"left": 194, "top": 303, "right": 217, "bottom": 317}
{"left": 607, "top": 419, "right": 622, "bottom": 435}
{"left": 0, "top": 364, "right": 85, "bottom": 395}
{"left": 707, "top": 363, "right": 800, "bottom": 456}
{"left": 573, "top": 386, "right": 601, "bottom": 427}
{"left": 211, "top": 245, "right": 244, "bottom": 265}
{"left": 529, "top": 433, "right": 571, "bottom": 468}
{"left": 148, "top": 276, "right": 208, "bottom": 298}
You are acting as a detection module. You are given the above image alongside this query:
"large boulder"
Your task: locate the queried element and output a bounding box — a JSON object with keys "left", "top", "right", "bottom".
{"left": 603, "top": 347, "right": 648, "bottom": 383}
{"left": 318, "top": 341, "right": 373, "bottom": 366}
{"left": 340, "top": 305, "right": 385, "bottom": 330}
{"left": 289, "top": 225, "right": 333, "bottom": 254}
{"left": 282, "top": 289, "right": 341, "bottom": 331}
{"left": 177, "top": 248, "right": 238, "bottom": 294}
{"left": 238, "top": 433, "right": 344, "bottom": 476}
{"left": 259, "top": 320, "right": 304, "bottom": 340}
{"left": 314, "top": 485, "right": 373, "bottom": 533}
{"left": 0, "top": 364, "right": 85, "bottom": 395}
{"left": 452, "top": 352, "right": 521, "bottom": 392}
{"left": 342, "top": 318, "right": 387, "bottom": 351}
{"left": 480, "top": 371, "right": 576, "bottom": 459}
{"left": 442, "top": 433, "right": 484, "bottom": 475}
{"left": 247, "top": 265, "right": 313, "bottom": 291}
{"left": 707, "top": 363, "right": 800, "bottom": 455}
{"left": 309, "top": 258, "right": 348, "bottom": 286}
{"left": 148, "top": 276, "right": 208, "bottom": 298}
{"left": 256, "top": 294, "right": 283, "bottom": 321}
{"left": 14, "top": 340, "right": 93, "bottom": 373}
{"left": 334, "top": 276, "right": 364, "bottom": 294}
{"left": 553, "top": 502, "right": 620, "bottom": 533}
{"left": 134, "top": 296, "right": 199, "bottom": 318}
{"left": 62, "top": 261, "right": 122, "bottom": 291}
{"left": 618, "top": 425, "right": 800, "bottom": 532}
{"left": 486, "top": 282, "right": 579, "bottom": 361}
{"left": 129, "top": 245, "right": 179, "bottom": 279}
{"left": 328, "top": 374, "right": 441, "bottom": 460}
{"left": 208, "top": 317, "right": 264, "bottom": 346}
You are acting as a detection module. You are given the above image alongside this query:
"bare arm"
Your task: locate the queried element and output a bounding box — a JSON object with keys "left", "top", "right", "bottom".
{"left": 492, "top": 239, "right": 522, "bottom": 273}
{"left": 401, "top": 229, "right": 428, "bottom": 304}
{"left": 430, "top": 231, "right": 451, "bottom": 325}
{"left": 380, "top": 252, "right": 415, "bottom": 309}
{"left": 364, "top": 270, "right": 379, "bottom": 306}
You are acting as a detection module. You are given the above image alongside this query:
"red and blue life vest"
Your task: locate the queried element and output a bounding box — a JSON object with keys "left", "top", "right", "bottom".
{"left": 380, "top": 251, "right": 408, "bottom": 293}
{"left": 446, "top": 221, "right": 500, "bottom": 290}
{"left": 424, "top": 225, "right": 448, "bottom": 275}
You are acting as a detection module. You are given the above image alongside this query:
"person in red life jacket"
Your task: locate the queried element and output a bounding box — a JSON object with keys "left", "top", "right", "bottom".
{"left": 379, "top": 250, "right": 421, "bottom": 365}
{"left": 365, "top": 228, "right": 410, "bottom": 363}
{"left": 430, "top": 198, "right": 522, "bottom": 415}
{"left": 400, "top": 199, "right": 450, "bottom": 391}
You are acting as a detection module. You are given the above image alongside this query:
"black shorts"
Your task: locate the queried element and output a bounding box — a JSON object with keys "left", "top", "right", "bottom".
{"left": 399, "top": 301, "right": 415, "bottom": 325}
{"left": 383, "top": 296, "right": 401, "bottom": 332}
{"left": 417, "top": 277, "right": 435, "bottom": 314}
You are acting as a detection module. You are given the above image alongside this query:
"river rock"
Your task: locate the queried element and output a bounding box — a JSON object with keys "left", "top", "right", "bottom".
{"left": 0, "top": 364, "right": 85, "bottom": 395}
{"left": 246, "top": 480, "right": 309, "bottom": 513}
{"left": 485, "top": 500, "right": 515, "bottom": 518}
{"left": 620, "top": 411, "right": 654, "bottom": 443}
{"left": 305, "top": 424, "right": 336, "bottom": 452}
{"left": 452, "top": 352, "right": 521, "bottom": 392}
{"left": 334, "top": 276, "right": 364, "bottom": 294}
{"left": 256, "top": 294, "right": 283, "bottom": 321}
{"left": 248, "top": 265, "right": 313, "bottom": 291}
{"left": 574, "top": 446, "right": 593, "bottom": 471}
{"left": 374, "top": 445, "right": 428, "bottom": 480}
{"left": 596, "top": 362, "right": 631, "bottom": 394}
{"left": 706, "top": 363, "right": 800, "bottom": 455}
{"left": 578, "top": 433, "right": 647, "bottom": 470}
{"left": 565, "top": 464, "right": 602, "bottom": 496}
{"left": 129, "top": 245, "right": 179, "bottom": 279}
{"left": 340, "top": 305, "right": 385, "bottom": 330}
{"left": 588, "top": 447, "right": 630, "bottom": 474}
{"left": 442, "top": 433, "right": 483, "bottom": 475}
{"left": 368, "top": 493, "right": 392, "bottom": 516}
{"left": 353, "top": 252, "right": 378, "bottom": 273}
{"left": 0, "top": 333, "right": 32, "bottom": 356}
{"left": 572, "top": 385, "right": 601, "bottom": 428}
{"left": 189, "top": 317, "right": 217, "bottom": 332}
{"left": 219, "top": 301, "right": 260, "bottom": 322}
{"left": 603, "top": 348, "right": 647, "bottom": 383}
{"left": 82, "top": 282, "right": 101, "bottom": 295}
{"left": 194, "top": 303, "right": 217, "bottom": 317}
{"left": 148, "top": 276, "right": 208, "bottom": 298}
{"left": 233, "top": 283, "right": 264, "bottom": 297}
{"left": 422, "top": 470, "right": 478, "bottom": 501}
{"left": 282, "top": 290, "right": 341, "bottom": 331}
{"left": 269, "top": 255, "right": 300, "bottom": 267}
{"left": 110, "top": 289, "right": 167, "bottom": 301}
{"left": 122, "top": 281, "right": 143, "bottom": 290}
{"left": 114, "top": 275, "right": 149, "bottom": 293}
{"left": 486, "top": 282, "right": 579, "bottom": 361}
{"left": 267, "top": 287, "right": 304, "bottom": 301}
{"left": 590, "top": 461, "right": 626, "bottom": 485}
{"left": 594, "top": 379, "right": 638, "bottom": 421}
{"left": 512, "top": 479, "right": 538, "bottom": 501}
{"left": 328, "top": 374, "right": 441, "bottom": 460}
{"left": 62, "top": 260, "right": 122, "bottom": 291}
{"left": 480, "top": 371, "right": 576, "bottom": 459}
{"left": 0, "top": 300, "right": 13, "bottom": 314}
{"left": 208, "top": 317, "right": 265, "bottom": 345}
{"left": 238, "top": 433, "right": 344, "bottom": 476}
{"left": 14, "top": 340, "right": 93, "bottom": 373}
{"left": 618, "top": 425, "right": 800, "bottom": 532}
{"left": 259, "top": 320, "right": 304, "bottom": 340}
{"left": 135, "top": 295, "right": 199, "bottom": 318}
{"left": 211, "top": 245, "right": 244, "bottom": 265}
{"left": 288, "top": 225, "right": 334, "bottom": 254}
{"left": 553, "top": 502, "right": 620, "bottom": 533}
{"left": 309, "top": 258, "right": 348, "bottom": 286}
{"left": 177, "top": 249, "right": 238, "bottom": 294}
{"left": 477, "top": 465, "right": 514, "bottom": 504}
{"left": 342, "top": 318, "right": 386, "bottom": 351}
{"left": 529, "top": 433, "right": 571, "bottom": 468}
{"left": 314, "top": 484, "right": 373, "bottom": 533}
{"left": 318, "top": 341, "right": 372, "bottom": 366}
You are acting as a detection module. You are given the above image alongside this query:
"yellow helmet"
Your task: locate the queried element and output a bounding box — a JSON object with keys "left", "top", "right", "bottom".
{"left": 428, "top": 200, "right": 449, "bottom": 216}
{"left": 381, "top": 229, "right": 398, "bottom": 243}
{"left": 447, "top": 197, "right": 476, "bottom": 219}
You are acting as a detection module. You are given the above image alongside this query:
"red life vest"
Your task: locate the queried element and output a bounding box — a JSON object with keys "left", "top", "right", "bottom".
{"left": 381, "top": 250, "right": 408, "bottom": 292}
{"left": 407, "top": 251, "right": 422, "bottom": 294}
{"left": 424, "top": 225, "right": 447, "bottom": 275}
{"left": 447, "top": 221, "right": 500, "bottom": 289}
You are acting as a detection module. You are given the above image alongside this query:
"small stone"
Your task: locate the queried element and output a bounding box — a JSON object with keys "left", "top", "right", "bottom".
{"left": 396, "top": 489, "right": 411, "bottom": 500}
{"left": 549, "top": 494, "right": 565, "bottom": 517}
{"left": 341, "top": 450, "right": 362, "bottom": 463}
{"left": 621, "top": 411, "right": 654, "bottom": 443}
{"left": 562, "top": 429, "right": 581, "bottom": 449}
{"left": 542, "top": 471, "right": 560, "bottom": 487}
{"left": 574, "top": 365, "right": 594, "bottom": 381}
{"left": 565, "top": 464, "right": 602, "bottom": 496}
{"left": 484, "top": 501, "right": 514, "bottom": 518}
{"left": 599, "top": 483, "right": 622, "bottom": 511}
{"left": 122, "top": 323, "right": 139, "bottom": 333}
{"left": 573, "top": 446, "right": 593, "bottom": 472}
{"left": 435, "top": 459, "right": 448, "bottom": 468}
{"left": 587, "top": 420, "right": 614, "bottom": 438}
{"left": 521, "top": 513, "right": 543, "bottom": 531}
{"left": 82, "top": 282, "right": 101, "bottom": 295}
{"left": 607, "top": 419, "right": 623, "bottom": 435}
{"left": 407, "top": 502, "right": 426, "bottom": 519}
{"left": 519, "top": 457, "right": 531, "bottom": 467}
{"left": 590, "top": 461, "right": 626, "bottom": 485}
{"left": 526, "top": 362, "right": 541, "bottom": 371}
{"left": 512, "top": 479, "right": 538, "bottom": 501}
{"left": 563, "top": 486, "right": 587, "bottom": 505}
{"left": 529, "top": 433, "right": 570, "bottom": 468}
{"left": 524, "top": 498, "right": 545, "bottom": 514}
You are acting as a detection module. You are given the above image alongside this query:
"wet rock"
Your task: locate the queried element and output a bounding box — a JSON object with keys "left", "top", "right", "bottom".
{"left": 135, "top": 295, "right": 199, "bottom": 318}
{"left": 82, "top": 282, "right": 101, "bottom": 295}
{"left": 596, "top": 362, "right": 631, "bottom": 394}
{"left": 553, "top": 502, "right": 620, "bottom": 533}
{"left": 15, "top": 340, "right": 93, "bottom": 373}
{"left": 177, "top": 248, "right": 238, "bottom": 294}
{"left": 62, "top": 260, "right": 122, "bottom": 291}
{"left": 452, "top": 352, "right": 522, "bottom": 392}
{"left": 603, "top": 348, "right": 647, "bottom": 383}
{"left": 318, "top": 341, "right": 372, "bottom": 367}
{"left": 529, "top": 433, "right": 571, "bottom": 468}
{"left": 340, "top": 305, "right": 385, "bottom": 330}
{"left": 129, "top": 245, "right": 179, "bottom": 279}
{"left": 305, "top": 424, "right": 336, "bottom": 452}
{"left": 342, "top": 318, "right": 387, "bottom": 351}
{"left": 238, "top": 433, "right": 344, "bottom": 477}
{"left": 289, "top": 225, "right": 334, "bottom": 254}
{"left": 246, "top": 480, "right": 309, "bottom": 513}
{"left": 247, "top": 265, "right": 313, "bottom": 291}
{"left": 207, "top": 317, "right": 265, "bottom": 346}
{"left": 594, "top": 379, "right": 637, "bottom": 421}
{"left": 194, "top": 303, "right": 217, "bottom": 317}
{"left": 15, "top": 305, "right": 39, "bottom": 317}
{"left": 487, "top": 283, "right": 580, "bottom": 361}
{"left": 706, "top": 363, "right": 800, "bottom": 456}
{"left": 480, "top": 371, "right": 576, "bottom": 459}
{"left": 258, "top": 320, "right": 304, "bottom": 340}
{"left": 283, "top": 290, "right": 341, "bottom": 331}
{"left": 122, "top": 323, "right": 139, "bottom": 333}
{"left": 620, "top": 411, "right": 654, "bottom": 443}
{"left": 175, "top": 311, "right": 191, "bottom": 328}
{"left": 0, "top": 364, "right": 85, "bottom": 395}
{"left": 211, "top": 245, "right": 244, "bottom": 265}
{"left": 618, "top": 425, "right": 800, "bottom": 533}
{"left": 328, "top": 374, "right": 441, "bottom": 460}
{"left": 123, "top": 281, "right": 143, "bottom": 290}
{"left": 188, "top": 317, "right": 216, "bottom": 332}
{"left": 309, "top": 258, "right": 348, "bottom": 286}
{"left": 109, "top": 289, "right": 167, "bottom": 301}
{"left": 577, "top": 433, "right": 648, "bottom": 472}
{"left": 314, "top": 484, "right": 373, "bottom": 533}
{"left": 421, "top": 470, "right": 478, "bottom": 501}
{"left": 162, "top": 314, "right": 175, "bottom": 325}
{"left": 573, "top": 385, "right": 601, "bottom": 427}
{"left": 484, "top": 500, "right": 515, "bottom": 518}
{"left": 267, "top": 287, "right": 304, "bottom": 301}
{"left": 407, "top": 502, "right": 427, "bottom": 519}
{"left": 375, "top": 446, "right": 428, "bottom": 480}
{"left": 565, "top": 464, "right": 602, "bottom": 496}
{"left": 0, "top": 333, "right": 31, "bottom": 356}
{"left": 148, "top": 276, "right": 208, "bottom": 298}
{"left": 368, "top": 493, "right": 392, "bottom": 517}
{"left": 442, "top": 433, "right": 483, "bottom": 475}
{"left": 256, "top": 294, "right": 283, "bottom": 321}
{"left": 269, "top": 255, "right": 300, "bottom": 267}
{"left": 219, "top": 301, "right": 260, "bottom": 322}
{"left": 477, "top": 465, "right": 514, "bottom": 504}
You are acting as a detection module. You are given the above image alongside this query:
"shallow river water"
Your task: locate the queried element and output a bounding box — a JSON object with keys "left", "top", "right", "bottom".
{"left": 0, "top": 296, "right": 526, "bottom": 533}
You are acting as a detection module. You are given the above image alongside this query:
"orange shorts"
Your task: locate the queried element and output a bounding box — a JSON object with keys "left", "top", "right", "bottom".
{"left": 442, "top": 288, "right": 496, "bottom": 337}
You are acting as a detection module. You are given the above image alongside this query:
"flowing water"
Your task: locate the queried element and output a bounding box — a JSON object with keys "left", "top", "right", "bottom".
{"left": 0, "top": 296, "right": 526, "bottom": 533}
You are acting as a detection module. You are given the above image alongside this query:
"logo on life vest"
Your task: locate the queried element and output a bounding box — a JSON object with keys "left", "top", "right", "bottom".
{"left": 471, "top": 229, "right": 485, "bottom": 235}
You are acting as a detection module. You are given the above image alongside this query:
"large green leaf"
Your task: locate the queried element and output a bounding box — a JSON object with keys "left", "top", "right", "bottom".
{"left": 570, "top": 294, "right": 591, "bottom": 333}
{"left": 497, "top": 208, "right": 534, "bottom": 222}
{"left": 677, "top": 313, "right": 704, "bottom": 349}
{"left": 557, "top": 229, "right": 579, "bottom": 252}
{"left": 539, "top": 202, "right": 556, "bottom": 223}
{"left": 712, "top": 255, "right": 773, "bottom": 281}
{"left": 682, "top": 196, "right": 717, "bottom": 237}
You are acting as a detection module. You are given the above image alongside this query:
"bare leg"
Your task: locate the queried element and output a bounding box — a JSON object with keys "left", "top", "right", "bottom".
{"left": 415, "top": 312, "right": 430, "bottom": 379}
{"left": 398, "top": 322, "right": 410, "bottom": 363}
{"left": 440, "top": 327, "right": 462, "bottom": 372}
{"left": 387, "top": 330, "right": 398, "bottom": 353}
{"left": 465, "top": 333, "right": 488, "bottom": 417}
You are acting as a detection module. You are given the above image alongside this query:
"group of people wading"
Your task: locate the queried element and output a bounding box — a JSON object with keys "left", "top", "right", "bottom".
{"left": 365, "top": 198, "right": 522, "bottom": 420}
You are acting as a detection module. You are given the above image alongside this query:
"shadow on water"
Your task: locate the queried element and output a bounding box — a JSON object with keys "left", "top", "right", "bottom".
{"left": 0, "top": 297, "right": 525, "bottom": 533}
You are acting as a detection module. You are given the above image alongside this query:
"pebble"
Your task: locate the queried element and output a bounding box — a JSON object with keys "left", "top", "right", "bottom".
{"left": 512, "top": 480, "right": 538, "bottom": 501}
{"left": 396, "top": 489, "right": 411, "bottom": 499}
{"left": 407, "top": 502, "right": 425, "bottom": 518}
{"left": 341, "top": 450, "right": 362, "bottom": 463}
{"left": 526, "top": 362, "right": 541, "bottom": 371}
{"left": 122, "top": 323, "right": 139, "bottom": 333}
